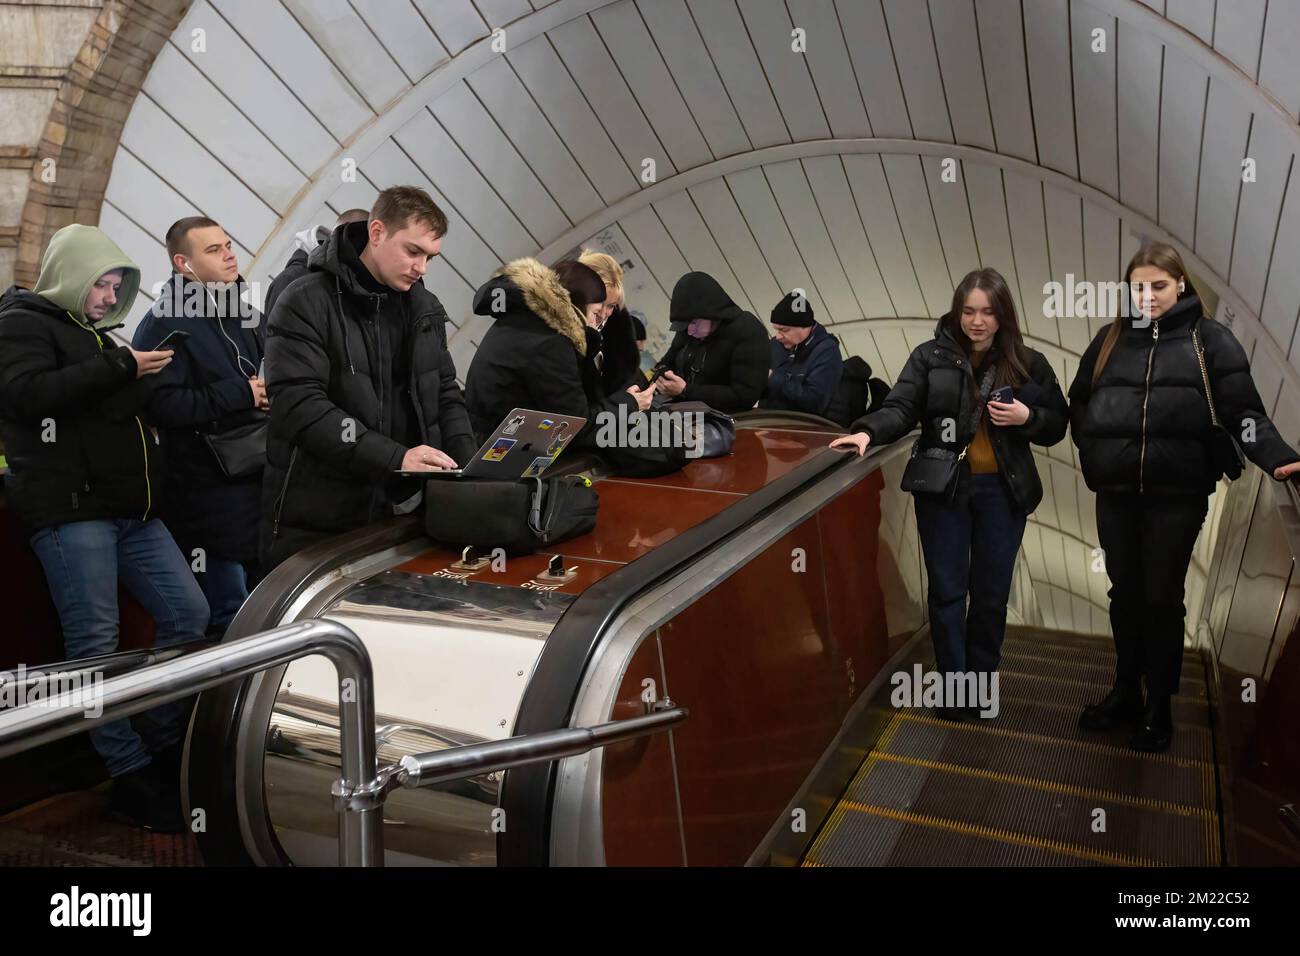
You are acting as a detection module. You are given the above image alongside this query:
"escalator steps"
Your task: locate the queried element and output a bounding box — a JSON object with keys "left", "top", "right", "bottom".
{"left": 996, "top": 648, "right": 1207, "bottom": 692}
{"left": 801, "top": 628, "right": 1219, "bottom": 866}
{"left": 875, "top": 713, "right": 1212, "bottom": 806}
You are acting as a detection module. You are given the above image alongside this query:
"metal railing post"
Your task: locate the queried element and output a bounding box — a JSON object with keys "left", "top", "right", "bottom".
{"left": 0, "top": 618, "right": 382, "bottom": 867}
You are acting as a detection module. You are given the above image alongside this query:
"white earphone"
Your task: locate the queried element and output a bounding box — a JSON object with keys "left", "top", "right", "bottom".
{"left": 183, "top": 260, "right": 257, "bottom": 377}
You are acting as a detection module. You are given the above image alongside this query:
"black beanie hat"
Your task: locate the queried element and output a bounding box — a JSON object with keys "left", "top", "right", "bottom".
{"left": 771, "top": 290, "right": 814, "bottom": 327}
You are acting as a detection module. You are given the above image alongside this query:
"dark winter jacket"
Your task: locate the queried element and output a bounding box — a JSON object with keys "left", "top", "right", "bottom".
{"left": 133, "top": 273, "right": 265, "bottom": 562}
{"left": 592, "top": 305, "right": 643, "bottom": 396}
{"left": 661, "top": 272, "right": 770, "bottom": 412}
{"left": 825, "top": 356, "right": 890, "bottom": 427}
{"left": 0, "top": 224, "right": 161, "bottom": 532}
{"left": 465, "top": 257, "right": 637, "bottom": 448}
{"left": 760, "top": 322, "right": 843, "bottom": 416}
{"left": 263, "top": 247, "right": 310, "bottom": 321}
{"left": 1069, "top": 290, "right": 1299, "bottom": 495}
{"left": 0, "top": 289, "right": 161, "bottom": 531}
{"left": 260, "top": 221, "right": 477, "bottom": 568}
{"left": 853, "top": 319, "right": 1069, "bottom": 514}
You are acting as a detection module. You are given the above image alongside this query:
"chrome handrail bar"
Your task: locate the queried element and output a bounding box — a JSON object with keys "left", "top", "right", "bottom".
{"left": 0, "top": 619, "right": 381, "bottom": 867}
{"left": 0, "top": 618, "right": 690, "bottom": 867}
{"left": 394, "top": 706, "right": 689, "bottom": 790}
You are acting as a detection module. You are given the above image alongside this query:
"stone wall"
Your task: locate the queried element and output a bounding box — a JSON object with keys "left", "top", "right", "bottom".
{"left": 0, "top": 0, "right": 188, "bottom": 288}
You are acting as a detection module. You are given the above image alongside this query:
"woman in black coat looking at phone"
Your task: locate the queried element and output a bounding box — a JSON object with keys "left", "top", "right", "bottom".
{"left": 830, "top": 268, "right": 1069, "bottom": 718}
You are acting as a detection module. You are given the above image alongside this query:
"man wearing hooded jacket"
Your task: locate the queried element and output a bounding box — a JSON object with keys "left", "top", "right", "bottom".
{"left": 655, "top": 272, "right": 770, "bottom": 412}
{"left": 0, "top": 224, "right": 209, "bottom": 831}
{"left": 260, "top": 187, "right": 477, "bottom": 570}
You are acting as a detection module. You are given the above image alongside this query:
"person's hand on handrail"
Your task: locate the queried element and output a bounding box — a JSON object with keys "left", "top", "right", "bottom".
{"left": 829, "top": 432, "right": 870, "bottom": 456}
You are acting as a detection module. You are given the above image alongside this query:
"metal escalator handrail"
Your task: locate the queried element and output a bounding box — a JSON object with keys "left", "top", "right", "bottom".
{"left": 732, "top": 408, "right": 846, "bottom": 430}
{"left": 499, "top": 427, "right": 915, "bottom": 866}
{"left": 1, "top": 637, "right": 217, "bottom": 693}
{"left": 396, "top": 706, "right": 689, "bottom": 789}
{"left": 0, "top": 618, "right": 384, "bottom": 868}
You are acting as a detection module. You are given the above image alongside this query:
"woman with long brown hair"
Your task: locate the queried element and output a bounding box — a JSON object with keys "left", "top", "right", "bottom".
{"left": 1070, "top": 242, "right": 1300, "bottom": 752}
{"left": 831, "top": 268, "right": 1069, "bottom": 718}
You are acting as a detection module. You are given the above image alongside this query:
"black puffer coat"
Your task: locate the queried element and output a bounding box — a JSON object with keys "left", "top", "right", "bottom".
{"left": 1069, "top": 290, "right": 1298, "bottom": 494}
{"left": 260, "top": 222, "right": 477, "bottom": 568}
{"left": 853, "top": 318, "right": 1069, "bottom": 514}
{"left": 0, "top": 288, "right": 159, "bottom": 531}
{"left": 465, "top": 258, "right": 637, "bottom": 448}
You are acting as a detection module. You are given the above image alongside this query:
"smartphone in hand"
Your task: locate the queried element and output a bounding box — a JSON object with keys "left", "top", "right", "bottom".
{"left": 153, "top": 329, "right": 192, "bottom": 351}
{"left": 989, "top": 385, "right": 1015, "bottom": 404}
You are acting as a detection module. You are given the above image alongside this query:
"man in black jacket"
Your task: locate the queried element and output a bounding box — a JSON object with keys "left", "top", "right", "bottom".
{"left": 134, "top": 217, "right": 268, "bottom": 636}
{"left": 261, "top": 186, "right": 477, "bottom": 569}
{"left": 263, "top": 208, "right": 369, "bottom": 319}
{"left": 655, "top": 272, "right": 770, "bottom": 413}
{"left": 0, "top": 224, "right": 209, "bottom": 831}
{"left": 759, "top": 291, "right": 843, "bottom": 417}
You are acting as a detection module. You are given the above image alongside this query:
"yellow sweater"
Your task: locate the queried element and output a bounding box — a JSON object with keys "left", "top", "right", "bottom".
{"left": 967, "top": 349, "right": 998, "bottom": 474}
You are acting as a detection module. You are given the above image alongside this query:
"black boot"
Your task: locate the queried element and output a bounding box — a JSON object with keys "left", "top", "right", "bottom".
{"left": 1078, "top": 682, "right": 1144, "bottom": 731}
{"left": 1130, "top": 694, "right": 1173, "bottom": 752}
{"left": 150, "top": 741, "right": 185, "bottom": 787}
{"left": 107, "top": 762, "right": 185, "bottom": 834}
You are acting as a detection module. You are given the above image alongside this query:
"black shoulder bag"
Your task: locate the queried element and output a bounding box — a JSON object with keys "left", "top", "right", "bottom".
{"left": 1191, "top": 320, "right": 1245, "bottom": 481}
{"left": 203, "top": 413, "right": 269, "bottom": 480}
{"left": 899, "top": 360, "right": 996, "bottom": 502}
{"left": 424, "top": 474, "right": 599, "bottom": 555}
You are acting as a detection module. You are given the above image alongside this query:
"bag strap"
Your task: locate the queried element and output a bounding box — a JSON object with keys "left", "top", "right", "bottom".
{"left": 1191, "top": 321, "right": 1221, "bottom": 428}
{"left": 526, "top": 477, "right": 548, "bottom": 538}
{"left": 956, "top": 362, "right": 998, "bottom": 461}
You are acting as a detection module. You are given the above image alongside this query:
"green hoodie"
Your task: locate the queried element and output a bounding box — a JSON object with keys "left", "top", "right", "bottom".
{"left": 32, "top": 223, "right": 141, "bottom": 327}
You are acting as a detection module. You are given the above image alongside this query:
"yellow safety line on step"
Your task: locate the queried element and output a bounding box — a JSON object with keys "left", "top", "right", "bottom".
{"left": 994, "top": 694, "right": 1213, "bottom": 738}
{"left": 836, "top": 800, "right": 1160, "bottom": 867}
{"left": 803, "top": 709, "right": 906, "bottom": 864}
{"left": 864, "top": 750, "right": 1215, "bottom": 820}
{"left": 998, "top": 648, "right": 1208, "bottom": 687}
{"left": 997, "top": 667, "right": 1206, "bottom": 701}
{"left": 876, "top": 708, "right": 1212, "bottom": 769}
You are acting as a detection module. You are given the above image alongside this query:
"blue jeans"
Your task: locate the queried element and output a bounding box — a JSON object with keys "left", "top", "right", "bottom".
{"left": 914, "top": 472, "right": 1027, "bottom": 677}
{"left": 29, "top": 519, "right": 210, "bottom": 777}
{"left": 195, "top": 557, "right": 262, "bottom": 638}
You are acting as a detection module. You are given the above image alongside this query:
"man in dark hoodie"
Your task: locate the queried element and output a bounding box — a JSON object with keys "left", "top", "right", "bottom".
{"left": 133, "top": 216, "right": 268, "bottom": 636}
{"left": 759, "top": 291, "right": 843, "bottom": 417}
{"left": 263, "top": 208, "right": 369, "bottom": 319}
{"left": 0, "top": 224, "right": 209, "bottom": 832}
{"left": 260, "top": 186, "right": 477, "bottom": 569}
{"left": 655, "top": 272, "right": 770, "bottom": 413}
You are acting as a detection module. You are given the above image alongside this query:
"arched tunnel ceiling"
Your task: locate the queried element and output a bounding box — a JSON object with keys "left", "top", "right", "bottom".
{"left": 95, "top": 0, "right": 1300, "bottom": 634}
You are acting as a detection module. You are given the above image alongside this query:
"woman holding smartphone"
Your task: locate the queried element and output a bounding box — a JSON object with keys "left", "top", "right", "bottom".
{"left": 830, "top": 268, "right": 1069, "bottom": 718}
{"left": 1070, "top": 243, "right": 1300, "bottom": 752}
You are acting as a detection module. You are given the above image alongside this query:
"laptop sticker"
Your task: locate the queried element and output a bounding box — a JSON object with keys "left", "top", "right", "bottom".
{"left": 483, "top": 437, "right": 516, "bottom": 462}
{"left": 522, "top": 456, "right": 552, "bottom": 478}
{"left": 546, "top": 421, "right": 571, "bottom": 456}
{"left": 538, "top": 419, "right": 554, "bottom": 431}
{"left": 502, "top": 414, "right": 527, "bottom": 436}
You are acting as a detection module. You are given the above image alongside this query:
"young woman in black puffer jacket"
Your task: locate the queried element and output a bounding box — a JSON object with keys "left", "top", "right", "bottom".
{"left": 831, "top": 268, "right": 1069, "bottom": 718}
{"left": 1070, "top": 242, "right": 1300, "bottom": 753}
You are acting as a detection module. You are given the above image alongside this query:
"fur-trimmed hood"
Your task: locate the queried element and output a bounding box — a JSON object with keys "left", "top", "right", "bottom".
{"left": 472, "top": 257, "right": 587, "bottom": 356}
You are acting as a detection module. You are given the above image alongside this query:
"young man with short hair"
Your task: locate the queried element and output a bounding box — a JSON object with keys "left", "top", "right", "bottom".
{"left": 261, "top": 186, "right": 477, "bottom": 568}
